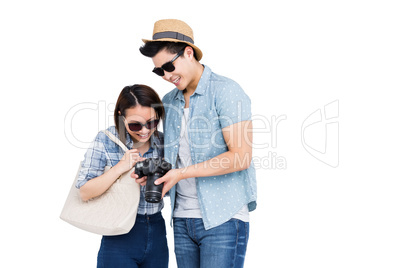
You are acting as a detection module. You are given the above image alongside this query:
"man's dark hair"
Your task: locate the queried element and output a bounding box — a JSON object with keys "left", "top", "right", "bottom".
{"left": 140, "top": 41, "right": 198, "bottom": 60}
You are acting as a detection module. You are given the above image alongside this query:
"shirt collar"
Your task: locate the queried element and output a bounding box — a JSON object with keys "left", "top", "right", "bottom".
{"left": 192, "top": 64, "right": 211, "bottom": 96}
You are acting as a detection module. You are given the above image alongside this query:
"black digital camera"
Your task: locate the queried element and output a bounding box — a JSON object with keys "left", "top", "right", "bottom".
{"left": 134, "top": 157, "right": 172, "bottom": 203}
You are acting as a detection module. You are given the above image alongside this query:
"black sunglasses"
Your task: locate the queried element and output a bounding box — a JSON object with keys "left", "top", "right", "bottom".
{"left": 152, "top": 49, "right": 184, "bottom": 76}
{"left": 127, "top": 119, "right": 159, "bottom": 132}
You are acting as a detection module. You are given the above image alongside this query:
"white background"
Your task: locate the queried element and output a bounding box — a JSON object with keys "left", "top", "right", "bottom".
{"left": 1, "top": 0, "right": 401, "bottom": 267}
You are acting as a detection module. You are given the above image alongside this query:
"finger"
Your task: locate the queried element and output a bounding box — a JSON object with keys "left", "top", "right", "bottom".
{"left": 135, "top": 176, "right": 147, "bottom": 185}
{"left": 130, "top": 153, "right": 140, "bottom": 159}
{"left": 161, "top": 183, "right": 171, "bottom": 199}
{"left": 130, "top": 153, "right": 140, "bottom": 166}
{"left": 154, "top": 177, "right": 164, "bottom": 185}
{"left": 124, "top": 152, "right": 139, "bottom": 163}
{"left": 131, "top": 172, "right": 138, "bottom": 179}
{"left": 135, "top": 178, "right": 145, "bottom": 185}
{"left": 161, "top": 188, "right": 167, "bottom": 199}
{"left": 135, "top": 177, "right": 144, "bottom": 183}
{"left": 155, "top": 173, "right": 169, "bottom": 185}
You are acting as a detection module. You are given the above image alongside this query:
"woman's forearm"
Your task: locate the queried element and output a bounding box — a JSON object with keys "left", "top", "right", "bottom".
{"left": 79, "top": 149, "right": 142, "bottom": 201}
{"left": 79, "top": 166, "right": 123, "bottom": 201}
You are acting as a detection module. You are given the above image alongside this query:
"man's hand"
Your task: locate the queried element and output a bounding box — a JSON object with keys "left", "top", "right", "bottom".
{"left": 154, "top": 169, "right": 184, "bottom": 198}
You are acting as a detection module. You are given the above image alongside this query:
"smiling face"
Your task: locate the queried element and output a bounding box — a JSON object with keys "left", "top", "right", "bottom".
{"left": 123, "top": 105, "right": 157, "bottom": 145}
{"left": 152, "top": 46, "right": 200, "bottom": 92}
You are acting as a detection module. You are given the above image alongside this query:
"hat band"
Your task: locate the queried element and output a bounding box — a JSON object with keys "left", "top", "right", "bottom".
{"left": 153, "top": 31, "right": 194, "bottom": 44}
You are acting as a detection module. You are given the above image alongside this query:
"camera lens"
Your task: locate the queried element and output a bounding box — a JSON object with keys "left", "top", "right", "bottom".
{"left": 145, "top": 173, "right": 164, "bottom": 203}
{"left": 134, "top": 157, "right": 171, "bottom": 203}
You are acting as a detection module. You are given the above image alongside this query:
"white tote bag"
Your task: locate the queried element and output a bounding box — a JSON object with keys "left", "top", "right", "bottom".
{"left": 60, "top": 130, "right": 140, "bottom": 236}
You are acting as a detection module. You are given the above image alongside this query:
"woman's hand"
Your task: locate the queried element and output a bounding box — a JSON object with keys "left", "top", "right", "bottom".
{"left": 115, "top": 149, "right": 145, "bottom": 175}
{"left": 154, "top": 169, "right": 184, "bottom": 198}
{"left": 133, "top": 175, "right": 147, "bottom": 186}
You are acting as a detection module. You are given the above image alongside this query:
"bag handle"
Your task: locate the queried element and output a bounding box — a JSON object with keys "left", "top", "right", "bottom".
{"left": 102, "top": 130, "right": 129, "bottom": 152}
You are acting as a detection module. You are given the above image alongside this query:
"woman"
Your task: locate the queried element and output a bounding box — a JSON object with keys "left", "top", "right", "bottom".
{"left": 76, "top": 84, "right": 168, "bottom": 268}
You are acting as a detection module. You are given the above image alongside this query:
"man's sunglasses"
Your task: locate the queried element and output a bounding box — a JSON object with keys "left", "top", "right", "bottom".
{"left": 127, "top": 119, "right": 159, "bottom": 132}
{"left": 152, "top": 49, "right": 184, "bottom": 77}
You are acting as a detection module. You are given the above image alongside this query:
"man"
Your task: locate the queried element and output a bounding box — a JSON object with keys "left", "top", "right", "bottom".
{"left": 139, "top": 19, "right": 257, "bottom": 268}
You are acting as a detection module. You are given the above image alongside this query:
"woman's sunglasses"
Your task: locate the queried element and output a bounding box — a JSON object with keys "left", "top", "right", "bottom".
{"left": 127, "top": 119, "right": 159, "bottom": 132}
{"left": 152, "top": 49, "right": 184, "bottom": 77}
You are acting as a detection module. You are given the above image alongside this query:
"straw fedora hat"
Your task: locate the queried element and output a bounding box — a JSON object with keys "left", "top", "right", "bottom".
{"left": 142, "top": 19, "right": 203, "bottom": 61}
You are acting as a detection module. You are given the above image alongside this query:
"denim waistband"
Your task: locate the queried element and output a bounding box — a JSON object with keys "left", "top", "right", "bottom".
{"left": 136, "top": 212, "right": 163, "bottom": 223}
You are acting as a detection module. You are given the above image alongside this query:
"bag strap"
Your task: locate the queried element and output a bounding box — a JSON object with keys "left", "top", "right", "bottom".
{"left": 102, "top": 130, "right": 129, "bottom": 153}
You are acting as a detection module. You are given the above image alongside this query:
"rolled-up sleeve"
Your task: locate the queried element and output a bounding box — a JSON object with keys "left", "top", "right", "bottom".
{"left": 215, "top": 81, "right": 252, "bottom": 129}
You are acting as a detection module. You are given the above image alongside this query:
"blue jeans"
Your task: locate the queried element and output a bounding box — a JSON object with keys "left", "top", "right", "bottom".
{"left": 97, "top": 212, "right": 168, "bottom": 268}
{"left": 173, "top": 218, "right": 249, "bottom": 268}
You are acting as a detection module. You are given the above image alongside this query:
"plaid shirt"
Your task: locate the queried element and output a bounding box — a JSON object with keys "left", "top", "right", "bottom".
{"left": 76, "top": 126, "right": 164, "bottom": 215}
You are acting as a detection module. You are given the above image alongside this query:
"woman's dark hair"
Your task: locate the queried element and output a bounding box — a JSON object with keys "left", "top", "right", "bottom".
{"left": 140, "top": 41, "right": 198, "bottom": 60}
{"left": 114, "top": 84, "right": 164, "bottom": 143}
